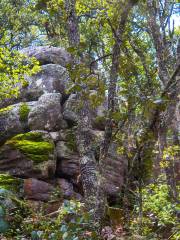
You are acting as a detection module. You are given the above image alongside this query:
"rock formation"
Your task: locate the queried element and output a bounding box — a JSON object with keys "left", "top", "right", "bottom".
{"left": 0, "top": 46, "right": 127, "bottom": 219}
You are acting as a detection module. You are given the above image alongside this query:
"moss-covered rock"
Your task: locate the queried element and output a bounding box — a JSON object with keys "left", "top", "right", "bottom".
{"left": 0, "top": 131, "right": 56, "bottom": 179}
{"left": 6, "top": 132, "right": 54, "bottom": 164}
{"left": 19, "top": 102, "right": 30, "bottom": 122}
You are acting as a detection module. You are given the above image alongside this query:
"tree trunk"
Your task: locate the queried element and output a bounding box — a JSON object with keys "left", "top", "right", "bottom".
{"left": 65, "top": 0, "right": 80, "bottom": 48}
{"left": 65, "top": 0, "right": 104, "bottom": 227}
{"left": 100, "top": 0, "right": 139, "bottom": 163}
{"left": 146, "top": 1, "right": 180, "bottom": 201}
{"left": 98, "top": 0, "right": 139, "bottom": 225}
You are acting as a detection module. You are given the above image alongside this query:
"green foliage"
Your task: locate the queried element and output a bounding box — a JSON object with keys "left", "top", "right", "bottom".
{"left": 57, "top": 200, "right": 99, "bottom": 240}
{"left": 94, "top": 116, "right": 106, "bottom": 126}
{"left": 162, "top": 145, "right": 180, "bottom": 168}
{"left": 0, "top": 47, "right": 40, "bottom": 100}
{"left": 129, "top": 175, "right": 179, "bottom": 239}
{"left": 0, "top": 0, "right": 47, "bottom": 48}
{"left": 19, "top": 103, "right": 30, "bottom": 122}
{"left": 0, "top": 189, "right": 30, "bottom": 236}
{"left": 5, "top": 200, "right": 99, "bottom": 239}
{"left": 6, "top": 132, "right": 54, "bottom": 164}
{"left": 0, "top": 174, "right": 22, "bottom": 193}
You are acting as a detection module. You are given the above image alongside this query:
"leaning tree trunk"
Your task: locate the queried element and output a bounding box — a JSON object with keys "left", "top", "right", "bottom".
{"left": 98, "top": 0, "right": 139, "bottom": 221}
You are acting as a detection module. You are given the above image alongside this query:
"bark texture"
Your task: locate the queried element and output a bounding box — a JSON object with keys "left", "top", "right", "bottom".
{"left": 65, "top": 0, "right": 80, "bottom": 48}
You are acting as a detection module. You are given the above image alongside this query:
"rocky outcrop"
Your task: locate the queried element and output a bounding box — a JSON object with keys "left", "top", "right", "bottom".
{"left": 0, "top": 46, "right": 127, "bottom": 213}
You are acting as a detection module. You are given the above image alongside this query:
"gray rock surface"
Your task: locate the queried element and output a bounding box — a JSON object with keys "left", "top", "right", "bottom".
{"left": 23, "top": 64, "right": 70, "bottom": 101}
{"left": 56, "top": 141, "right": 79, "bottom": 179}
{"left": 103, "top": 143, "right": 127, "bottom": 197}
{"left": 28, "top": 93, "right": 67, "bottom": 131}
{"left": 63, "top": 94, "right": 79, "bottom": 125}
{"left": 20, "top": 46, "right": 72, "bottom": 67}
{"left": 0, "top": 102, "right": 35, "bottom": 144}
{"left": 63, "top": 93, "right": 107, "bottom": 129}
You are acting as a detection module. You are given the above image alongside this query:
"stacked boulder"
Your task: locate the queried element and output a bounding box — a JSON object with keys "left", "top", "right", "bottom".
{"left": 0, "top": 46, "right": 127, "bottom": 215}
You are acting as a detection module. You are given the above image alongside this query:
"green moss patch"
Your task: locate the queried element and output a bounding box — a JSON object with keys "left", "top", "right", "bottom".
{"left": 6, "top": 132, "right": 54, "bottom": 164}
{"left": 0, "top": 106, "right": 13, "bottom": 116}
{"left": 12, "top": 132, "right": 44, "bottom": 141}
{"left": 0, "top": 174, "right": 22, "bottom": 193}
{"left": 19, "top": 103, "right": 30, "bottom": 122}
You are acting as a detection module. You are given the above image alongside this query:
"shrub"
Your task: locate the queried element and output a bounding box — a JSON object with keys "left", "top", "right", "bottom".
{"left": 129, "top": 175, "right": 179, "bottom": 239}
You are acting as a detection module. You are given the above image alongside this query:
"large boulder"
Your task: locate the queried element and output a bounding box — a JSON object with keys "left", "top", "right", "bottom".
{"left": 63, "top": 94, "right": 79, "bottom": 126}
{"left": 0, "top": 131, "right": 56, "bottom": 179}
{"left": 0, "top": 47, "right": 71, "bottom": 109}
{"left": 23, "top": 178, "right": 55, "bottom": 202}
{"left": 22, "top": 64, "right": 70, "bottom": 101}
{"left": 0, "top": 102, "right": 36, "bottom": 144}
{"left": 28, "top": 93, "right": 67, "bottom": 131}
{"left": 63, "top": 93, "right": 107, "bottom": 129}
{"left": 20, "top": 46, "right": 72, "bottom": 67}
